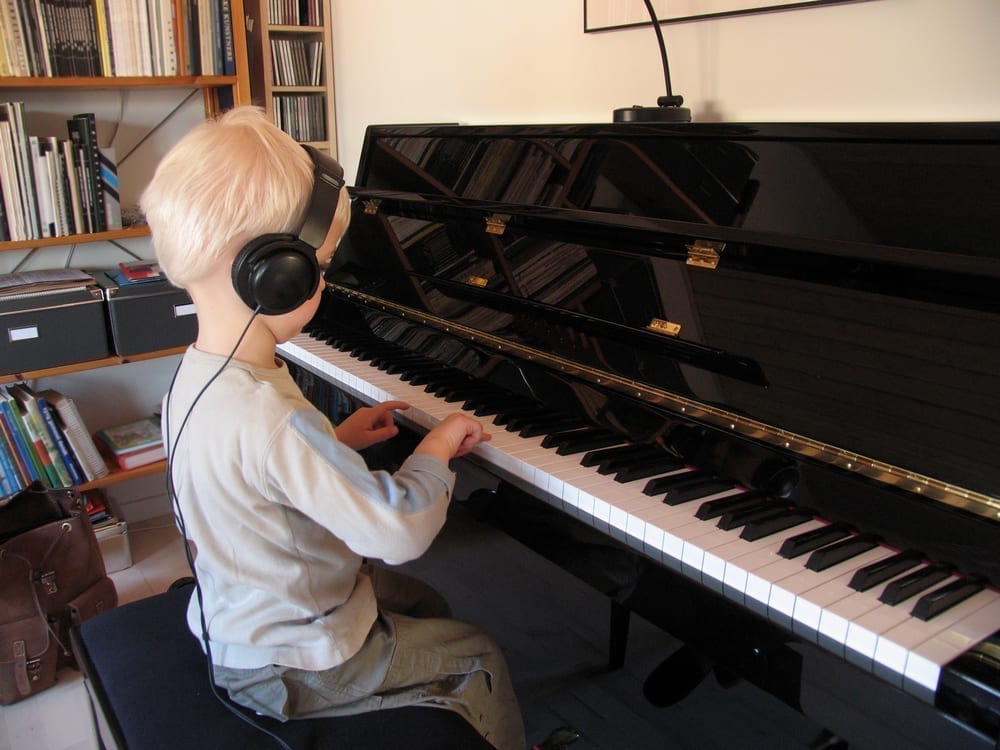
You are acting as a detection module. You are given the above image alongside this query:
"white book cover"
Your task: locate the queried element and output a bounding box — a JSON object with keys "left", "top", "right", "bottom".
{"left": 38, "top": 389, "right": 109, "bottom": 480}
{"left": 0, "top": 117, "right": 26, "bottom": 240}
{"left": 29, "top": 135, "right": 55, "bottom": 238}
{"left": 61, "top": 139, "right": 85, "bottom": 234}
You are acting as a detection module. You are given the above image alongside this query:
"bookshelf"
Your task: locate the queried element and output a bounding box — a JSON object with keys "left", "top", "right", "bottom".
{"left": 244, "top": 0, "right": 337, "bottom": 156}
{"left": 0, "top": 0, "right": 251, "bottom": 498}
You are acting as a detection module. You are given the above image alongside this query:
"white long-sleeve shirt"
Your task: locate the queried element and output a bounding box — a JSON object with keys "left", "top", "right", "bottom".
{"left": 163, "top": 347, "right": 455, "bottom": 671}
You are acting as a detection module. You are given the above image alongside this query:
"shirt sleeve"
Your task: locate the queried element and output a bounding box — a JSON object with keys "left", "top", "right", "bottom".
{"left": 261, "top": 407, "right": 455, "bottom": 565}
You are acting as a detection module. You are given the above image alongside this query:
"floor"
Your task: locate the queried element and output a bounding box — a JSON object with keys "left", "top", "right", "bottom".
{"left": 0, "top": 508, "right": 827, "bottom": 750}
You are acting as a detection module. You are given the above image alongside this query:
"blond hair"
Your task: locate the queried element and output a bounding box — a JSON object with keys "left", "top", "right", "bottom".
{"left": 140, "top": 106, "right": 313, "bottom": 289}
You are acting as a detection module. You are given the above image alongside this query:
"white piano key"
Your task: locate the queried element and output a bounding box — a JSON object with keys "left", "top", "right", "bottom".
{"left": 279, "top": 334, "right": 998, "bottom": 710}
{"left": 873, "top": 586, "right": 1000, "bottom": 688}
{"left": 902, "top": 594, "right": 1000, "bottom": 699}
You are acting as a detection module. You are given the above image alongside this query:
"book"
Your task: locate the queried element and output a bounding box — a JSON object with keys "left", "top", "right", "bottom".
{"left": 8, "top": 383, "right": 73, "bottom": 487}
{"left": 38, "top": 389, "right": 108, "bottom": 481}
{"left": 36, "top": 393, "right": 85, "bottom": 485}
{"left": 83, "top": 488, "right": 111, "bottom": 524}
{"left": 116, "top": 260, "right": 164, "bottom": 283}
{"left": 98, "top": 146, "right": 122, "bottom": 230}
{"left": 95, "top": 416, "right": 163, "bottom": 455}
{"left": 67, "top": 112, "right": 105, "bottom": 233}
{"left": 0, "top": 387, "right": 42, "bottom": 484}
{"left": 0, "top": 400, "right": 29, "bottom": 489}
{"left": 100, "top": 441, "right": 167, "bottom": 471}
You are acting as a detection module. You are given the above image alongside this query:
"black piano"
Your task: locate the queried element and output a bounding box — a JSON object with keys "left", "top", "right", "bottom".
{"left": 278, "top": 122, "right": 1000, "bottom": 749}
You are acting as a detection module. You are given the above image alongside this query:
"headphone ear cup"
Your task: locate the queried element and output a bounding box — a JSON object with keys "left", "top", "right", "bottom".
{"left": 231, "top": 235, "right": 320, "bottom": 315}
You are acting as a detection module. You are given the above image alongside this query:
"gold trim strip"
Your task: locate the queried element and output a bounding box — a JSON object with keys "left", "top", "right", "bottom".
{"left": 329, "top": 283, "right": 1000, "bottom": 523}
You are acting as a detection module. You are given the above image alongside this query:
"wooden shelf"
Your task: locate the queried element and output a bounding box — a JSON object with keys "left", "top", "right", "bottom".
{"left": 77, "top": 459, "right": 167, "bottom": 492}
{"left": 0, "top": 346, "right": 187, "bottom": 386}
{"left": 0, "top": 75, "right": 243, "bottom": 90}
{"left": 0, "top": 225, "right": 150, "bottom": 253}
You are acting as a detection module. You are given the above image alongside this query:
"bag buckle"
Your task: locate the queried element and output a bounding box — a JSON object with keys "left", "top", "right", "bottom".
{"left": 40, "top": 571, "right": 58, "bottom": 595}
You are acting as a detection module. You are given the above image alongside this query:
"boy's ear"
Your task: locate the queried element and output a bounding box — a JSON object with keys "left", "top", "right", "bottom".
{"left": 231, "top": 235, "right": 320, "bottom": 315}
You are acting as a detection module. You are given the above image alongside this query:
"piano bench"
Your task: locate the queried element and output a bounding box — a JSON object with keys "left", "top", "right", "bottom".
{"left": 70, "top": 586, "right": 493, "bottom": 750}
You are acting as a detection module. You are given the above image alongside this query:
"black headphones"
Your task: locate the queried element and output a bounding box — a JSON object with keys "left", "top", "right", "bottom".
{"left": 231, "top": 145, "right": 346, "bottom": 315}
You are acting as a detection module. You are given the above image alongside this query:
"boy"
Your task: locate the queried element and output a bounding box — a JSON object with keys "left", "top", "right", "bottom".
{"left": 140, "top": 106, "right": 525, "bottom": 750}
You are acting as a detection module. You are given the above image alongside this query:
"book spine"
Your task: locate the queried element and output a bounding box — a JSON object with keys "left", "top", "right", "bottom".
{"left": 14, "top": 386, "right": 73, "bottom": 487}
{"left": 219, "top": 0, "right": 234, "bottom": 75}
{"left": 0, "top": 403, "right": 27, "bottom": 489}
{"left": 8, "top": 390, "right": 59, "bottom": 487}
{"left": 45, "top": 391, "right": 108, "bottom": 479}
{"left": 67, "top": 113, "right": 105, "bottom": 233}
{"left": 98, "top": 146, "right": 122, "bottom": 229}
{"left": 37, "top": 395, "right": 85, "bottom": 485}
{"left": 0, "top": 414, "right": 22, "bottom": 495}
{"left": 0, "top": 393, "right": 42, "bottom": 483}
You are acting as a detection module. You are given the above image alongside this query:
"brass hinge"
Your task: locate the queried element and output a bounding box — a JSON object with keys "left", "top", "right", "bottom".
{"left": 485, "top": 213, "right": 510, "bottom": 236}
{"left": 363, "top": 199, "right": 381, "bottom": 215}
{"left": 686, "top": 239, "right": 725, "bottom": 269}
{"left": 646, "top": 317, "right": 682, "bottom": 337}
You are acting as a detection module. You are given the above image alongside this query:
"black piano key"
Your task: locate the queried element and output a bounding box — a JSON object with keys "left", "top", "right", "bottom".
{"left": 717, "top": 501, "right": 785, "bottom": 530}
{"left": 504, "top": 411, "right": 569, "bottom": 432}
{"left": 805, "top": 534, "right": 879, "bottom": 572}
{"left": 613, "top": 456, "right": 686, "bottom": 484}
{"left": 662, "top": 478, "right": 735, "bottom": 507}
{"left": 492, "top": 405, "right": 544, "bottom": 427}
{"left": 581, "top": 443, "right": 657, "bottom": 468}
{"left": 541, "top": 428, "right": 621, "bottom": 453}
{"left": 879, "top": 563, "right": 953, "bottom": 606}
{"left": 911, "top": 577, "right": 986, "bottom": 621}
{"left": 847, "top": 549, "right": 924, "bottom": 591}
{"left": 399, "top": 366, "right": 445, "bottom": 383}
{"left": 695, "top": 490, "right": 766, "bottom": 520}
{"left": 425, "top": 374, "right": 473, "bottom": 393}
{"left": 597, "top": 447, "right": 669, "bottom": 476}
{"left": 518, "top": 416, "right": 590, "bottom": 439}
{"left": 740, "top": 508, "right": 813, "bottom": 542}
{"left": 463, "top": 395, "right": 513, "bottom": 416}
{"left": 385, "top": 358, "right": 435, "bottom": 375}
{"left": 643, "top": 469, "right": 711, "bottom": 496}
{"left": 778, "top": 523, "right": 853, "bottom": 559}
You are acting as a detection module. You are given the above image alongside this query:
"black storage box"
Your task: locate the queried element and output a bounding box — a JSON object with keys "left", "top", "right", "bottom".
{"left": 1, "top": 285, "right": 110, "bottom": 375}
{"left": 96, "top": 272, "right": 198, "bottom": 356}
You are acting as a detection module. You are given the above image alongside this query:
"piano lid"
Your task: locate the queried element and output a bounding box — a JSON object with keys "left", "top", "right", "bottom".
{"left": 329, "top": 122, "right": 1000, "bottom": 521}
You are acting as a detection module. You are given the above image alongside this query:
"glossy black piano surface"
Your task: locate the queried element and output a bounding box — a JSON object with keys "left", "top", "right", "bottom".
{"left": 294, "top": 121, "right": 1000, "bottom": 748}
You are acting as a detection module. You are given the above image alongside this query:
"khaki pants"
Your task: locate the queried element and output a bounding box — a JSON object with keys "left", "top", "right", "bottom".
{"left": 213, "top": 567, "right": 525, "bottom": 750}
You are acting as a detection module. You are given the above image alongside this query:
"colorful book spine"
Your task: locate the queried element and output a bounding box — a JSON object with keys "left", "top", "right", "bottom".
{"left": 8, "top": 383, "right": 69, "bottom": 487}
{"left": 0, "top": 388, "right": 43, "bottom": 483}
{"left": 0, "top": 406, "right": 28, "bottom": 491}
{"left": 37, "top": 394, "right": 85, "bottom": 485}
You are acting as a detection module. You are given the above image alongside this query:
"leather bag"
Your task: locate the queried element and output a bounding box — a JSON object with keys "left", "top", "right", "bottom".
{"left": 0, "top": 481, "right": 118, "bottom": 704}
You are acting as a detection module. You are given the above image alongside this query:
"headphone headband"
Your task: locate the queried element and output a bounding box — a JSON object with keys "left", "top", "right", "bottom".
{"left": 231, "top": 146, "right": 345, "bottom": 315}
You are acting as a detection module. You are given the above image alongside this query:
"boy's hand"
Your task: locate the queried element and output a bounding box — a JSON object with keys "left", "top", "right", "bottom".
{"left": 335, "top": 401, "right": 409, "bottom": 451}
{"left": 414, "top": 413, "right": 492, "bottom": 462}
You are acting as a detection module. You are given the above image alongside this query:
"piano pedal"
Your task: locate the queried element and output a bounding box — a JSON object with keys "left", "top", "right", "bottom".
{"left": 642, "top": 645, "right": 713, "bottom": 707}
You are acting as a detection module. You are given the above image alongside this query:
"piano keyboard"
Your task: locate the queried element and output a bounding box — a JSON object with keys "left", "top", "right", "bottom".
{"left": 278, "top": 331, "right": 1000, "bottom": 707}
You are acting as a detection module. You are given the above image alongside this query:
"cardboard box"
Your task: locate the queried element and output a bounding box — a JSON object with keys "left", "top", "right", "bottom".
{"left": 95, "top": 519, "right": 132, "bottom": 573}
{"left": 0, "top": 285, "right": 110, "bottom": 374}
{"left": 96, "top": 272, "right": 198, "bottom": 356}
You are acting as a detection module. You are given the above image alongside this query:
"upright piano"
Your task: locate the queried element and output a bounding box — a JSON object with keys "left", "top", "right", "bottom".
{"left": 278, "top": 122, "right": 1000, "bottom": 748}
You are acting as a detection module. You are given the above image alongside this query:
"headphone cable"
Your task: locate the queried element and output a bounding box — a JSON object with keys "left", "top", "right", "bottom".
{"left": 164, "top": 306, "right": 293, "bottom": 750}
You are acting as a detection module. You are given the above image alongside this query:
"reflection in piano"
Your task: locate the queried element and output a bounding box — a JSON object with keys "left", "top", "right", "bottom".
{"left": 278, "top": 122, "right": 1000, "bottom": 749}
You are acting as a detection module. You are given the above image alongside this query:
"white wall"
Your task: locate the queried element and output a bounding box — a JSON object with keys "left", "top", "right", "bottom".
{"left": 330, "top": 0, "right": 1000, "bottom": 181}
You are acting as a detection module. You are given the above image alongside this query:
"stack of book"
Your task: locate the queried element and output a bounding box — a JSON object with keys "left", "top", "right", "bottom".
{"left": 0, "top": 104, "right": 121, "bottom": 242}
{"left": 0, "top": 0, "right": 236, "bottom": 78}
{"left": 95, "top": 416, "right": 165, "bottom": 471}
{"left": 0, "top": 383, "right": 109, "bottom": 499}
